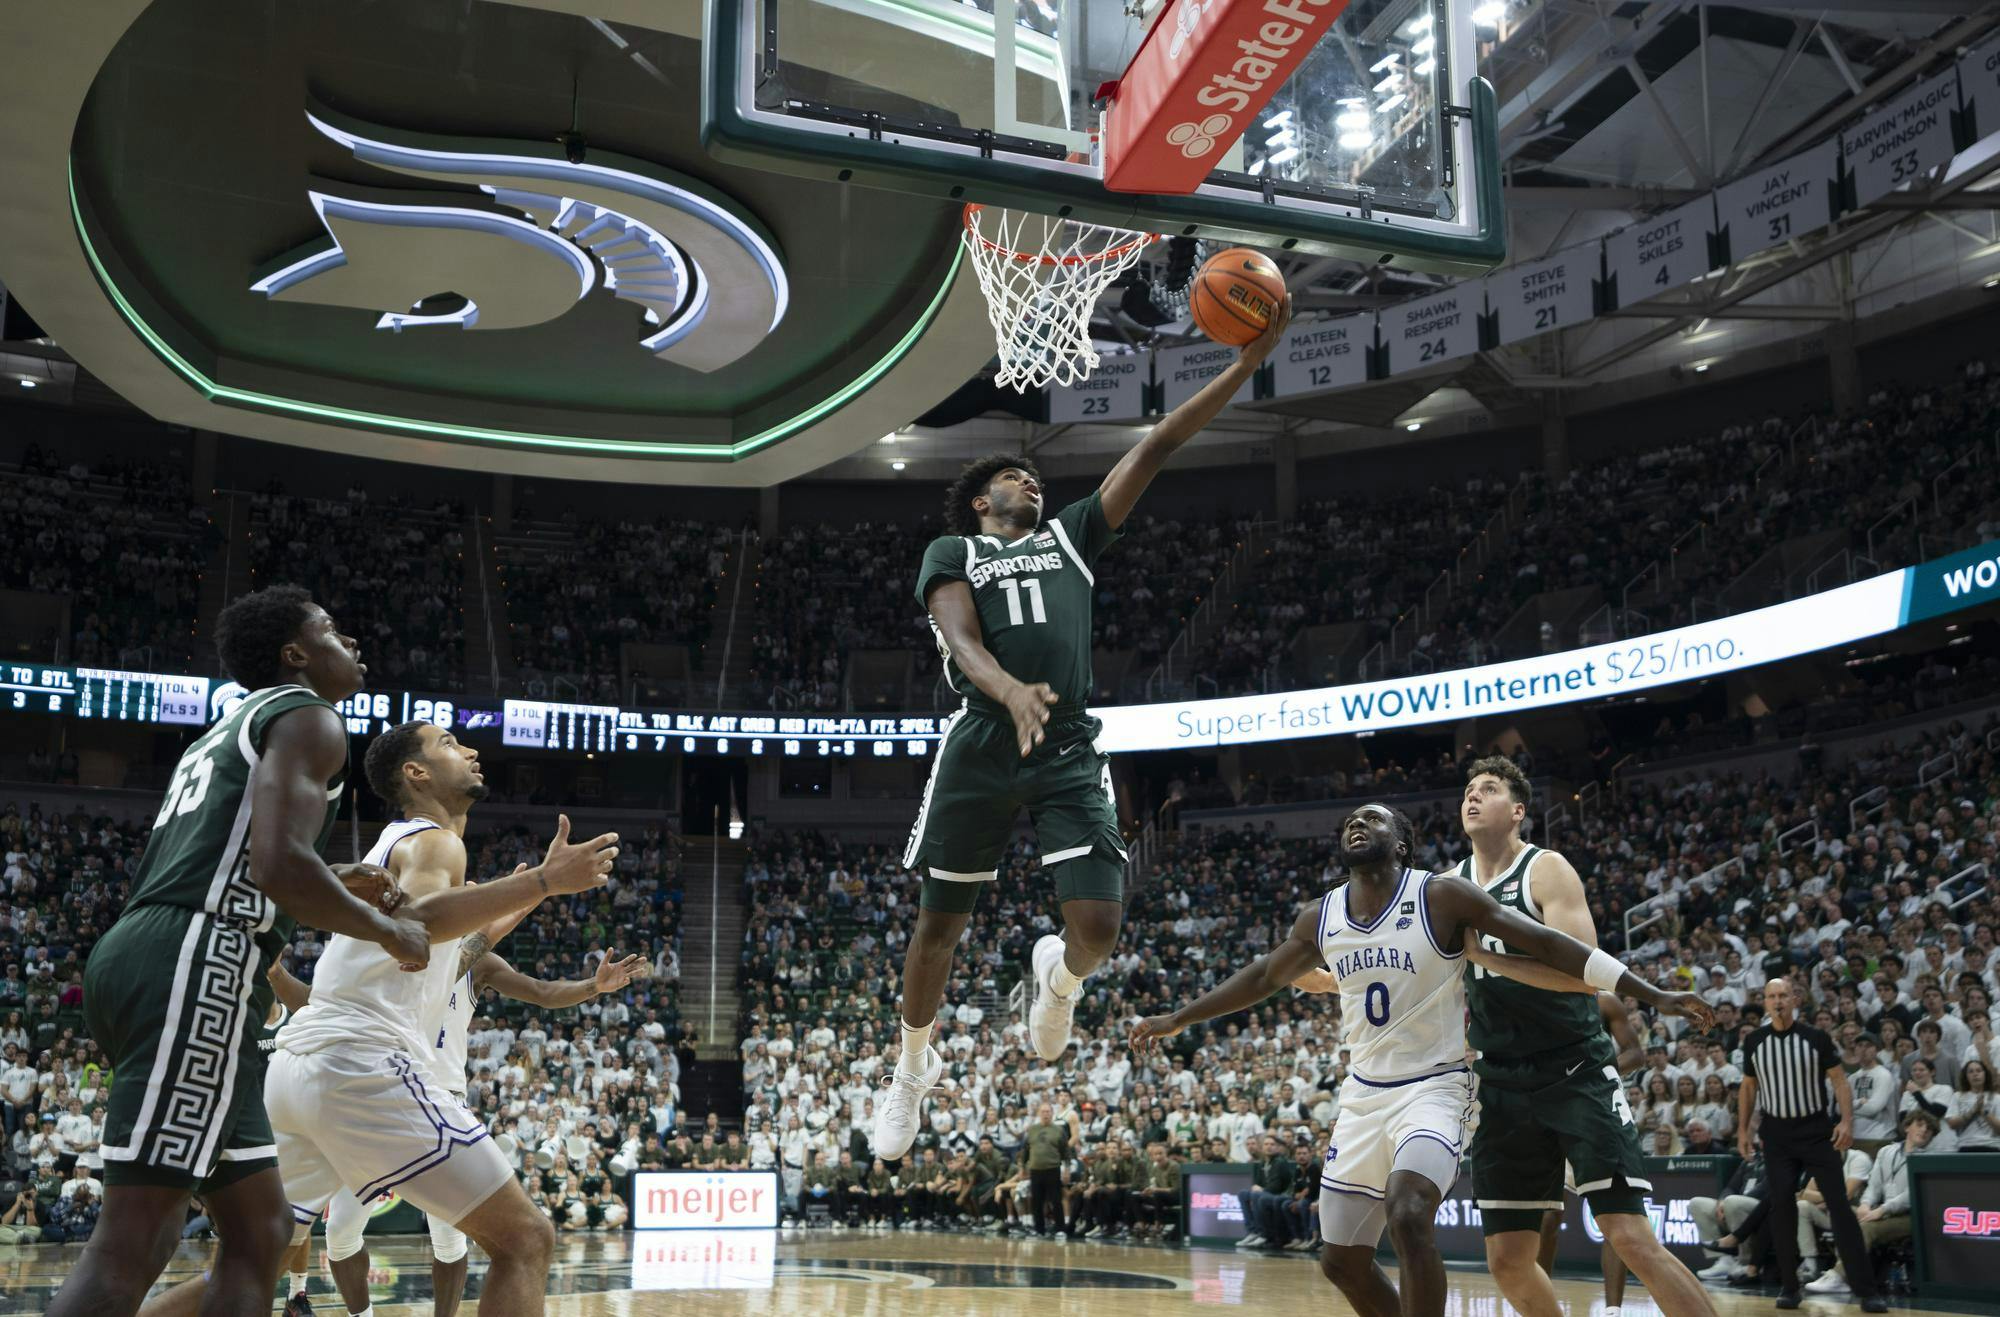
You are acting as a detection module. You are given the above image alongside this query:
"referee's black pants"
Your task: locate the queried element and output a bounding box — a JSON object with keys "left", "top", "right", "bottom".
{"left": 1762, "top": 1116, "right": 1877, "bottom": 1296}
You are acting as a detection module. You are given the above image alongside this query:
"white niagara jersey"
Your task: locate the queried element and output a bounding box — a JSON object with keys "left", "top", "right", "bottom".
{"left": 1315, "top": 866, "right": 1468, "bottom": 1083}
{"left": 1312, "top": 866, "right": 1477, "bottom": 1247}
{"left": 276, "top": 819, "right": 463, "bottom": 1077}
{"left": 435, "top": 968, "right": 473, "bottom": 1097}
{"left": 267, "top": 818, "right": 511, "bottom": 1226}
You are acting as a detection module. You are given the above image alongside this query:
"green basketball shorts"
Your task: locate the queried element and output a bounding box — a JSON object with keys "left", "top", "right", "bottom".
{"left": 903, "top": 709, "right": 1127, "bottom": 913}
{"left": 87, "top": 904, "right": 279, "bottom": 1192}
{"left": 1468, "top": 1044, "right": 1650, "bottom": 1235}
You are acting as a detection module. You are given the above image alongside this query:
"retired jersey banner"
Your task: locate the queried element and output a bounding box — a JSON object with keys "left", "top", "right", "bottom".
{"left": 1961, "top": 34, "right": 2000, "bottom": 145}
{"left": 1157, "top": 341, "right": 1253, "bottom": 411}
{"left": 1380, "top": 284, "right": 1481, "bottom": 374}
{"left": 1605, "top": 198, "right": 1716, "bottom": 308}
{"left": 1052, "top": 352, "right": 1150, "bottom": 422}
{"left": 1841, "top": 72, "right": 1962, "bottom": 208}
{"left": 1271, "top": 315, "right": 1371, "bottom": 395}
{"left": 1100, "top": 0, "right": 1356, "bottom": 194}
{"left": 1492, "top": 249, "right": 1597, "bottom": 346}
{"left": 1713, "top": 139, "right": 1838, "bottom": 265}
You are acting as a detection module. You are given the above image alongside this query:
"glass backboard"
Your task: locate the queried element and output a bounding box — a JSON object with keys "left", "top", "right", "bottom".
{"left": 702, "top": 0, "right": 1504, "bottom": 273}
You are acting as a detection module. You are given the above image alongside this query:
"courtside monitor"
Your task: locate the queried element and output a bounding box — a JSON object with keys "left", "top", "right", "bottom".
{"left": 702, "top": 0, "right": 1505, "bottom": 273}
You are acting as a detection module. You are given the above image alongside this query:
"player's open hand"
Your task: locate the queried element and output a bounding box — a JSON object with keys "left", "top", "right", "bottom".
{"left": 594, "top": 949, "right": 647, "bottom": 994}
{"left": 541, "top": 813, "right": 620, "bottom": 894}
{"left": 1656, "top": 990, "right": 1714, "bottom": 1030}
{"left": 1131, "top": 1013, "right": 1184, "bottom": 1053}
{"left": 333, "top": 861, "right": 403, "bottom": 914}
{"left": 1241, "top": 291, "right": 1293, "bottom": 366}
{"left": 1005, "top": 681, "right": 1059, "bottom": 757}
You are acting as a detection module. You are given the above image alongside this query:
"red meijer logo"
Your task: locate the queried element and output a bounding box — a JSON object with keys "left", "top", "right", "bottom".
{"left": 1941, "top": 1207, "right": 2000, "bottom": 1237}
{"left": 647, "top": 1182, "right": 769, "bottom": 1224}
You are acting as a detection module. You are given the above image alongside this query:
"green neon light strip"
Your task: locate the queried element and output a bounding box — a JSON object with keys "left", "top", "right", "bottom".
{"left": 68, "top": 162, "right": 963, "bottom": 460}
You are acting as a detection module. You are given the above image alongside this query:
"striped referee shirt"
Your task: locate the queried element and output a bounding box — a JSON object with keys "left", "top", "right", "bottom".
{"left": 1743, "top": 1021, "right": 1840, "bottom": 1120}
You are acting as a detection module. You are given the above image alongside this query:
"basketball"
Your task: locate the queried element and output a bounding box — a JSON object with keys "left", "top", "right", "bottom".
{"left": 1190, "top": 247, "right": 1285, "bottom": 346}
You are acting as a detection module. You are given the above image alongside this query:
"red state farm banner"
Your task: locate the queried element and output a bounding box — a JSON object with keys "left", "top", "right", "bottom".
{"left": 1101, "top": 0, "right": 1353, "bottom": 195}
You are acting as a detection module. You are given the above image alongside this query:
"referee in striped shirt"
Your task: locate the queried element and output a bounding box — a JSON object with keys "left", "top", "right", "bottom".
{"left": 1738, "top": 978, "right": 1887, "bottom": 1313}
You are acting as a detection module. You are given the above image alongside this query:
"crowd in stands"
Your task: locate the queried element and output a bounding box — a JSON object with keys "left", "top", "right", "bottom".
{"left": 0, "top": 684, "right": 1993, "bottom": 1257}
{"left": 498, "top": 516, "right": 731, "bottom": 704}
{"left": 0, "top": 801, "right": 690, "bottom": 1243}
{"left": 1186, "top": 360, "right": 2000, "bottom": 696}
{"left": 748, "top": 519, "right": 939, "bottom": 711}
{"left": 8, "top": 358, "right": 1993, "bottom": 721}
{"left": 246, "top": 486, "right": 468, "bottom": 691}
{"left": 0, "top": 446, "right": 216, "bottom": 674}
{"left": 737, "top": 709, "right": 1999, "bottom": 1257}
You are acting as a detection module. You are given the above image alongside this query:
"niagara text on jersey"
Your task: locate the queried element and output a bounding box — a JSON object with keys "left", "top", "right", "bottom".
{"left": 1314, "top": 868, "right": 1468, "bottom": 1083}
{"left": 914, "top": 492, "right": 1120, "bottom": 721}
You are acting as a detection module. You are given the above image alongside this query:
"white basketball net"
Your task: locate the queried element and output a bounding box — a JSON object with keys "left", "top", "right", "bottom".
{"left": 961, "top": 204, "right": 1155, "bottom": 391}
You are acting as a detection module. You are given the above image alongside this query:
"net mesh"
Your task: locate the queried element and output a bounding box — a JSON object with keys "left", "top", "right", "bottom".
{"left": 961, "top": 205, "right": 1154, "bottom": 391}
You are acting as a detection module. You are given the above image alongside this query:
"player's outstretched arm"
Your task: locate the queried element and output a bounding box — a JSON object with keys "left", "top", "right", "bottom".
{"left": 1132, "top": 900, "right": 1325, "bottom": 1048}
{"left": 474, "top": 948, "right": 647, "bottom": 1009}
{"left": 926, "top": 580, "right": 1058, "bottom": 758}
{"left": 253, "top": 704, "right": 431, "bottom": 967}
{"left": 1097, "top": 295, "right": 1291, "bottom": 530}
{"left": 1600, "top": 993, "right": 1647, "bottom": 1075}
{"left": 397, "top": 815, "right": 618, "bottom": 941}
{"left": 1431, "top": 874, "right": 1714, "bottom": 1029}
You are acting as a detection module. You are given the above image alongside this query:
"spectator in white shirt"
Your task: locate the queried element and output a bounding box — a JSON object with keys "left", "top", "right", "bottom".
{"left": 1849, "top": 1036, "right": 1900, "bottom": 1152}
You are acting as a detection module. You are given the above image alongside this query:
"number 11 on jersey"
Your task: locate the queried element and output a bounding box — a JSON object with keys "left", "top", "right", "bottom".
{"left": 998, "top": 577, "right": 1047, "bottom": 626}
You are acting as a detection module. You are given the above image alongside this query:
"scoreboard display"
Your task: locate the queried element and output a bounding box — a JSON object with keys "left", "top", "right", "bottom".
{"left": 5, "top": 661, "right": 939, "bottom": 757}
{"left": 503, "top": 700, "right": 944, "bottom": 758}
{"left": 3, "top": 663, "right": 209, "bottom": 725}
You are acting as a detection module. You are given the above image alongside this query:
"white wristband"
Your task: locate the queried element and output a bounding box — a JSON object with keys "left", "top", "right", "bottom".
{"left": 1582, "top": 947, "right": 1626, "bottom": 993}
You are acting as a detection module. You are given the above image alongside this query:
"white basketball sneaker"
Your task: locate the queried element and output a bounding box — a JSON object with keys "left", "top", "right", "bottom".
{"left": 873, "top": 1047, "right": 945, "bottom": 1160}
{"left": 1029, "top": 934, "right": 1078, "bottom": 1061}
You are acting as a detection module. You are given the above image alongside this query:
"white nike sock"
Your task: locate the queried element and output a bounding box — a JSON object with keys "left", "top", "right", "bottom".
{"left": 898, "top": 1020, "right": 934, "bottom": 1074}
{"left": 280, "top": 1273, "right": 297, "bottom": 1296}
{"left": 1048, "top": 954, "right": 1084, "bottom": 998}
{"left": 351, "top": 1307, "right": 375, "bottom": 1317}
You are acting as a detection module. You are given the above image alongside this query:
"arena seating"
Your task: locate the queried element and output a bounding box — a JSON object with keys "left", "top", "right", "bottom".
{"left": 6, "top": 365, "right": 1991, "bottom": 717}
{"left": 495, "top": 514, "right": 732, "bottom": 704}
{"left": 0, "top": 447, "right": 217, "bottom": 674}
{"left": 7, "top": 690, "right": 1997, "bottom": 1241}
{"left": 734, "top": 709, "right": 1999, "bottom": 1231}
{"left": 246, "top": 487, "right": 468, "bottom": 691}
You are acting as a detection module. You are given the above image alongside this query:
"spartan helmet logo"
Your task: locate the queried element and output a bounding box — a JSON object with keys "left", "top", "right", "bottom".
{"left": 1166, "top": 114, "right": 1232, "bottom": 159}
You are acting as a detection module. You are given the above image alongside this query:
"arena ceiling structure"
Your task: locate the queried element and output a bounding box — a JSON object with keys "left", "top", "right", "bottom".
{"left": 1, "top": 0, "right": 1997, "bottom": 484}
{"left": 0, "top": 0, "right": 996, "bottom": 485}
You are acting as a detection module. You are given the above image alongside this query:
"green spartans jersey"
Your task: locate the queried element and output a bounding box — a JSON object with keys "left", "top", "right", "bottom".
{"left": 127, "top": 684, "right": 346, "bottom": 961}
{"left": 914, "top": 492, "right": 1120, "bottom": 720}
{"left": 1457, "top": 845, "right": 1604, "bottom": 1062}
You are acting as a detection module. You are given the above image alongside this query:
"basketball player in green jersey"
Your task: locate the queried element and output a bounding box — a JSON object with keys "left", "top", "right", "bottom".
{"left": 877, "top": 296, "right": 1293, "bottom": 1158}
{"left": 1452, "top": 755, "right": 1718, "bottom": 1317}
{"left": 53, "top": 585, "right": 432, "bottom": 1317}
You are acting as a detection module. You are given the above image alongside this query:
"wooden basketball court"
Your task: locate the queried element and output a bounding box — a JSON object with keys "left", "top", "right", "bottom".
{"left": 0, "top": 1231, "right": 1978, "bottom": 1316}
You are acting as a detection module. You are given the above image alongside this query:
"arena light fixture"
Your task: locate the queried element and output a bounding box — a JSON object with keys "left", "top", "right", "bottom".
{"left": 18, "top": 379, "right": 35, "bottom": 389}
{"left": 71, "top": 162, "right": 960, "bottom": 461}
{"left": 1405, "top": 421, "right": 1422, "bottom": 432}
{"left": 1403, "top": 14, "right": 1430, "bottom": 35}
{"left": 1470, "top": 1, "right": 1505, "bottom": 26}
{"left": 892, "top": 460, "right": 907, "bottom": 471}
{"left": 1693, "top": 361, "right": 1711, "bottom": 373}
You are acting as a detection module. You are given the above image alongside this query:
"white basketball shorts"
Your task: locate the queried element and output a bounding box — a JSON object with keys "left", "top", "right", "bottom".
{"left": 266, "top": 1047, "right": 512, "bottom": 1228}
{"left": 1318, "top": 1068, "right": 1477, "bottom": 1248}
